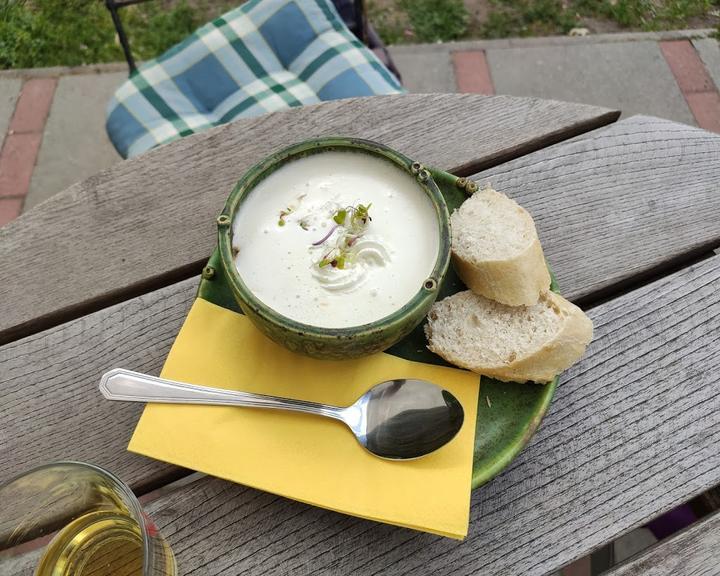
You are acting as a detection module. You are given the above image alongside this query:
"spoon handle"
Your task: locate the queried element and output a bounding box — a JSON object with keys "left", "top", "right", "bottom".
{"left": 99, "top": 368, "right": 345, "bottom": 421}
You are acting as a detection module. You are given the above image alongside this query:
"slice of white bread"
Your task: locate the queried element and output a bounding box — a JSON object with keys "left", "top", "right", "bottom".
{"left": 425, "top": 290, "right": 593, "bottom": 383}
{"left": 451, "top": 187, "right": 550, "bottom": 306}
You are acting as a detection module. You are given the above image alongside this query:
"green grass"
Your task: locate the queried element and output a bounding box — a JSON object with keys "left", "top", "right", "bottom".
{"left": 574, "top": 0, "right": 719, "bottom": 30}
{"left": 399, "top": 0, "right": 469, "bottom": 43}
{"left": 368, "top": 0, "right": 469, "bottom": 44}
{"left": 480, "top": 0, "right": 578, "bottom": 38}
{"left": 370, "top": 0, "right": 720, "bottom": 44}
{"left": 1, "top": 0, "right": 717, "bottom": 69}
{"left": 0, "top": 0, "right": 119, "bottom": 69}
{"left": 125, "top": 1, "right": 204, "bottom": 59}
{"left": 366, "top": 0, "right": 407, "bottom": 44}
{"left": 0, "top": 0, "right": 235, "bottom": 70}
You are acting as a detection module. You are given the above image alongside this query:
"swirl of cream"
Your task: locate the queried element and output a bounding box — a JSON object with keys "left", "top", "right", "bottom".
{"left": 311, "top": 237, "right": 391, "bottom": 293}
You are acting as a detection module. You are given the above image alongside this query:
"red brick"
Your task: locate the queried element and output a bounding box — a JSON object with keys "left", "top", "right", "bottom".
{"left": 453, "top": 51, "right": 495, "bottom": 95}
{"left": 0, "top": 132, "right": 43, "bottom": 197}
{"left": 9, "top": 77, "right": 57, "bottom": 134}
{"left": 685, "top": 91, "right": 720, "bottom": 134}
{"left": 660, "top": 40, "right": 717, "bottom": 94}
{"left": 0, "top": 197, "right": 23, "bottom": 227}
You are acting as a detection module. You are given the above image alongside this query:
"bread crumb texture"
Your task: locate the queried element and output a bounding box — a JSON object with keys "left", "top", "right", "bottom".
{"left": 451, "top": 187, "right": 536, "bottom": 261}
{"left": 426, "top": 291, "right": 563, "bottom": 367}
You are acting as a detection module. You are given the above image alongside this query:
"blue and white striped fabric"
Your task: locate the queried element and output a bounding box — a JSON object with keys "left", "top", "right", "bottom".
{"left": 106, "top": 0, "right": 404, "bottom": 158}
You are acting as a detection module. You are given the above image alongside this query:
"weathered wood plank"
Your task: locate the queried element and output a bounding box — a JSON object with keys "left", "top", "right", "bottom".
{"left": 0, "top": 278, "right": 197, "bottom": 491}
{"left": 0, "top": 547, "right": 41, "bottom": 575}
{"left": 472, "top": 115, "right": 720, "bottom": 303}
{"left": 607, "top": 510, "right": 720, "bottom": 576}
{"left": 0, "top": 94, "right": 618, "bottom": 344}
{"left": 1, "top": 114, "right": 718, "bottom": 572}
{"left": 1, "top": 114, "right": 716, "bottom": 495}
{"left": 135, "top": 253, "right": 720, "bottom": 576}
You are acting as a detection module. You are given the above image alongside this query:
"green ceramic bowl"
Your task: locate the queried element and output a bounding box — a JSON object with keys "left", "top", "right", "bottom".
{"left": 202, "top": 138, "right": 559, "bottom": 489}
{"left": 217, "top": 138, "right": 464, "bottom": 360}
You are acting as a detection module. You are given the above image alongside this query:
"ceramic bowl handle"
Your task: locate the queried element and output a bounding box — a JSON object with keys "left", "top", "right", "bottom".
{"left": 427, "top": 166, "right": 479, "bottom": 197}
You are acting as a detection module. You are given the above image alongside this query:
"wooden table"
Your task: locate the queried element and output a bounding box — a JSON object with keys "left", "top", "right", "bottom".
{"left": 1, "top": 94, "right": 719, "bottom": 575}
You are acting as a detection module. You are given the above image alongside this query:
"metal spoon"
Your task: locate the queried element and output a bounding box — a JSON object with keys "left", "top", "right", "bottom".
{"left": 99, "top": 368, "right": 464, "bottom": 460}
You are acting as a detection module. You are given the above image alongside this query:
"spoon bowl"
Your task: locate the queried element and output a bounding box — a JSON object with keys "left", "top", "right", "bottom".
{"left": 99, "top": 369, "right": 464, "bottom": 460}
{"left": 343, "top": 379, "right": 464, "bottom": 459}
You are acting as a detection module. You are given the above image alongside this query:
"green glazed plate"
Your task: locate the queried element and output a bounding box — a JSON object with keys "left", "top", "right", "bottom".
{"left": 197, "top": 167, "right": 558, "bottom": 490}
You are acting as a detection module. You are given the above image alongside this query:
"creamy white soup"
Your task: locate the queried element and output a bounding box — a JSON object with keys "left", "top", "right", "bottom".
{"left": 232, "top": 151, "right": 440, "bottom": 328}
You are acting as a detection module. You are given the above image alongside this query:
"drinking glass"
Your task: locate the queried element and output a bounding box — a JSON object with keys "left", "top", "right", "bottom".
{"left": 0, "top": 461, "right": 175, "bottom": 576}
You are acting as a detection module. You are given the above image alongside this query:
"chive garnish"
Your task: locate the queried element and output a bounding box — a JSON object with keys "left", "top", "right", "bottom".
{"left": 313, "top": 203, "right": 372, "bottom": 270}
{"left": 278, "top": 206, "right": 294, "bottom": 227}
{"left": 333, "top": 209, "right": 347, "bottom": 225}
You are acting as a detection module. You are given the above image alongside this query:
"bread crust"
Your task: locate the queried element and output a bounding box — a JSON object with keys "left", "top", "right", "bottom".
{"left": 425, "top": 291, "right": 593, "bottom": 384}
{"left": 452, "top": 238, "right": 550, "bottom": 306}
{"left": 451, "top": 188, "right": 550, "bottom": 306}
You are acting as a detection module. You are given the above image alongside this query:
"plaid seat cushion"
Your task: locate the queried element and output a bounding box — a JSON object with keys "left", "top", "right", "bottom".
{"left": 106, "top": 0, "right": 404, "bottom": 158}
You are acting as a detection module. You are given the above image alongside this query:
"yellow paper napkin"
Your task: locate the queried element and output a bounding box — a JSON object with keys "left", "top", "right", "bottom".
{"left": 129, "top": 298, "right": 480, "bottom": 539}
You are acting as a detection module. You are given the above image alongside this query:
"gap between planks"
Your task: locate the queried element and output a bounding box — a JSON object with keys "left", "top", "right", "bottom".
{"left": 134, "top": 254, "right": 720, "bottom": 575}
{"left": 0, "top": 110, "right": 616, "bottom": 345}
{"left": 4, "top": 114, "right": 719, "bottom": 499}
{"left": 574, "top": 246, "right": 720, "bottom": 310}
{"left": 130, "top": 247, "right": 720, "bottom": 509}
{"left": 0, "top": 94, "right": 620, "bottom": 347}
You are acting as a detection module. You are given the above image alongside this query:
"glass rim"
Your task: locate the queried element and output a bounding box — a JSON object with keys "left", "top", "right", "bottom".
{"left": 1, "top": 460, "right": 155, "bottom": 576}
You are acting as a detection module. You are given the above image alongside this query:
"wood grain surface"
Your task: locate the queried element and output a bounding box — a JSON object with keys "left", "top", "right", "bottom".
{"left": 607, "top": 510, "right": 720, "bottom": 576}
{"left": 0, "top": 547, "right": 41, "bottom": 575}
{"left": 2, "top": 252, "right": 717, "bottom": 573}
{"left": 2, "top": 104, "right": 719, "bottom": 574}
{"left": 472, "top": 115, "right": 720, "bottom": 303}
{"left": 2, "top": 115, "right": 717, "bottom": 494}
{"left": 0, "top": 94, "right": 618, "bottom": 345}
{"left": 0, "top": 278, "right": 197, "bottom": 490}
{"left": 135, "top": 253, "right": 720, "bottom": 576}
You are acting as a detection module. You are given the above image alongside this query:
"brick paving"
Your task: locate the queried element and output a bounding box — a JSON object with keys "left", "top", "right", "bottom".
{"left": 452, "top": 51, "right": 495, "bottom": 95}
{"left": 0, "top": 30, "right": 718, "bottom": 229}
{"left": 9, "top": 78, "right": 56, "bottom": 133}
{"left": 0, "top": 78, "right": 57, "bottom": 223}
{"left": 660, "top": 39, "right": 720, "bottom": 132}
{"left": 0, "top": 132, "right": 42, "bottom": 198}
